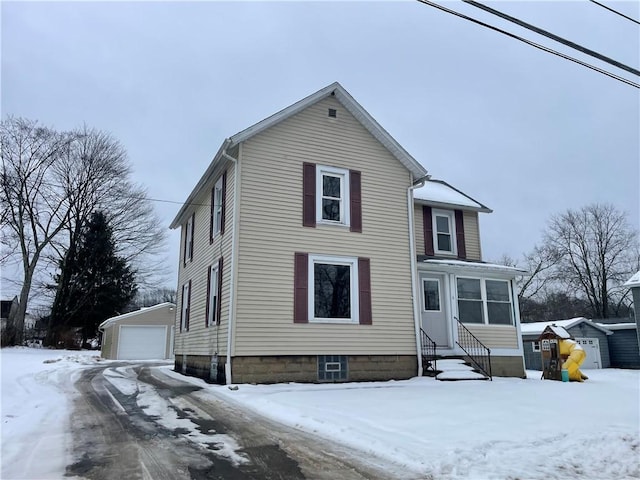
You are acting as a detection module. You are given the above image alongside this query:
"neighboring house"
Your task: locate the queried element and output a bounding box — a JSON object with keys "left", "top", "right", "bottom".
{"left": 99, "top": 303, "right": 176, "bottom": 360}
{"left": 1, "top": 297, "right": 18, "bottom": 330}
{"left": 624, "top": 270, "right": 640, "bottom": 349}
{"left": 170, "top": 82, "right": 528, "bottom": 384}
{"left": 521, "top": 318, "right": 613, "bottom": 370}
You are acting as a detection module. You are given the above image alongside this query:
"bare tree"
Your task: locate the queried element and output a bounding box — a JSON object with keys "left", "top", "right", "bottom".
{"left": 1, "top": 118, "right": 72, "bottom": 345}
{"left": 545, "top": 203, "right": 638, "bottom": 318}
{"left": 2, "top": 118, "right": 167, "bottom": 346}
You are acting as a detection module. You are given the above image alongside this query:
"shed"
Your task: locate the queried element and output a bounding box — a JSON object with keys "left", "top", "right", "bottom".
{"left": 99, "top": 303, "right": 175, "bottom": 360}
{"left": 521, "top": 318, "right": 612, "bottom": 370}
{"left": 597, "top": 322, "right": 640, "bottom": 369}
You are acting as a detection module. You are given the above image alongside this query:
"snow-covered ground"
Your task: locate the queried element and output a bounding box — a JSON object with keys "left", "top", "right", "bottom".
{"left": 2, "top": 347, "right": 639, "bottom": 480}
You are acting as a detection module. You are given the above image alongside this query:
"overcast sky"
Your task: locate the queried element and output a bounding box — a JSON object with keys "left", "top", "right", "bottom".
{"left": 2, "top": 1, "right": 639, "bottom": 301}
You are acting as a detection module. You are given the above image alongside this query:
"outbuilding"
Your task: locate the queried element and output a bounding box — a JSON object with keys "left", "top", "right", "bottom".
{"left": 99, "top": 302, "right": 175, "bottom": 360}
{"left": 521, "top": 318, "right": 612, "bottom": 371}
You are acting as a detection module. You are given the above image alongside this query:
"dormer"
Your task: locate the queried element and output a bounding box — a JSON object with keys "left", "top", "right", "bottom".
{"left": 413, "top": 179, "right": 492, "bottom": 262}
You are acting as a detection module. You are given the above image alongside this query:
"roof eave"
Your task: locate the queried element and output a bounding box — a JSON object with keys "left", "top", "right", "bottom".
{"left": 413, "top": 198, "right": 492, "bottom": 213}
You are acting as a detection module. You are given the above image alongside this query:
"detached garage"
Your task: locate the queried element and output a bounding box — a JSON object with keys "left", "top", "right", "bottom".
{"left": 99, "top": 302, "right": 175, "bottom": 360}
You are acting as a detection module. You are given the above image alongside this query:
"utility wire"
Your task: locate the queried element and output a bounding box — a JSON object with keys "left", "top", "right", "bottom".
{"left": 416, "top": 0, "right": 640, "bottom": 89}
{"left": 589, "top": 0, "right": 640, "bottom": 25}
{"left": 463, "top": 0, "right": 640, "bottom": 77}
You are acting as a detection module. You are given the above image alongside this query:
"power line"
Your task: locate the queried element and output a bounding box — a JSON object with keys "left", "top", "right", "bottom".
{"left": 416, "top": 0, "right": 640, "bottom": 89}
{"left": 589, "top": 0, "right": 640, "bottom": 26}
{"left": 463, "top": 0, "right": 640, "bottom": 77}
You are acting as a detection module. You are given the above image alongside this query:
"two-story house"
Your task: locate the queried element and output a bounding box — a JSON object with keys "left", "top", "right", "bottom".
{"left": 170, "top": 82, "right": 526, "bottom": 384}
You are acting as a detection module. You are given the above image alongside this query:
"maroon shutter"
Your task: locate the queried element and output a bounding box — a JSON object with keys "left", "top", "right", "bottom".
{"left": 216, "top": 257, "right": 223, "bottom": 324}
{"left": 186, "top": 280, "right": 192, "bottom": 331}
{"left": 358, "top": 257, "right": 372, "bottom": 325}
{"left": 455, "top": 209, "right": 466, "bottom": 259}
{"left": 302, "top": 163, "right": 316, "bottom": 227}
{"left": 294, "top": 252, "right": 308, "bottom": 323}
{"left": 423, "top": 206, "right": 434, "bottom": 256}
{"left": 220, "top": 171, "right": 227, "bottom": 235}
{"left": 349, "top": 170, "right": 362, "bottom": 233}
{"left": 209, "top": 188, "right": 214, "bottom": 243}
{"left": 205, "top": 266, "right": 212, "bottom": 327}
{"left": 189, "top": 213, "right": 195, "bottom": 261}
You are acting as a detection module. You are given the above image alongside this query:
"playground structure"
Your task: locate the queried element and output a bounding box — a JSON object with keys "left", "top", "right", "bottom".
{"left": 538, "top": 325, "right": 588, "bottom": 382}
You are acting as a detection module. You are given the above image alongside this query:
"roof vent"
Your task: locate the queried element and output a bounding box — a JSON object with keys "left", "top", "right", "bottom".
{"left": 328, "top": 108, "right": 337, "bottom": 118}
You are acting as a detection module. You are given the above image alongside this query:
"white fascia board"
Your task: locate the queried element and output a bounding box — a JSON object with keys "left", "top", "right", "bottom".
{"left": 421, "top": 259, "right": 529, "bottom": 278}
{"left": 169, "top": 140, "right": 231, "bottom": 229}
{"left": 99, "top": 302, "right": 176, "bottom": 329}
{"left": 624, "top": 270, "right": 640, "bottom": 288}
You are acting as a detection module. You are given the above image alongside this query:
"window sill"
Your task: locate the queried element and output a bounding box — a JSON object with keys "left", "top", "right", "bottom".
{"left": 309, "top": 318, "right": 359, "bottom": 325}
{"left": 316, "top": 221, "right": 350, "bottom": 229}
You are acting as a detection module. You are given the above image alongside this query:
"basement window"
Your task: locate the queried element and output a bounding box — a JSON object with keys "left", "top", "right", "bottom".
{"left": 318, "top": 355, "right": 348, "bottom": 382}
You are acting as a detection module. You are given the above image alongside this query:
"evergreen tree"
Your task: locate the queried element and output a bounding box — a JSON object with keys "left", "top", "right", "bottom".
{"left": 49, "top": 211, "right": 137, "bottom": 346}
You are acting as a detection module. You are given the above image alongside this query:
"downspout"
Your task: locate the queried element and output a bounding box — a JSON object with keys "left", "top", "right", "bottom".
{"left": 408, "top": 174, "right": 430, "bottom": 377}
{"left": 222, "top": 149, "right": 239, "bottom": 385}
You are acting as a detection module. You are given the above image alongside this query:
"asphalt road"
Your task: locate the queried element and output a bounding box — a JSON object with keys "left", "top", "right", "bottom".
{"left": 66, "top": 363, "right": 398, "bottom": 480}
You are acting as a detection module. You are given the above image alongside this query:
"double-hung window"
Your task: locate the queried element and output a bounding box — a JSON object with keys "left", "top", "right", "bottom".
{"left": 181, "top": 281, "right": 191, "bottom": 332}
{"left": 309, "top": 254, "right": 358, "bottom": 324}
{"left": 207, "top": 264, "right": 219, "bottom": 327}
{"left": 433, "top": 209, "right": 456, "bottom": 255}
{"left": 456, "top": 277, "right": 514, "bottom": 325}
{"left": 213, "top": 176, "right": 224, "bottom": 235}
{"left": 184, "top": 214, "right": 194, "bottom": 264}
{"left": 316, "top": 165, "right": 350, "bottom": 226}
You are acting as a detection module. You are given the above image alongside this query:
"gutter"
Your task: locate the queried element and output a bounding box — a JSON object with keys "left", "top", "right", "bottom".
{"left": 222, "top": 150, "right": 239, "bottom": 385}
{"left": 408, "top": 174, "right": 430, "bottom": 377}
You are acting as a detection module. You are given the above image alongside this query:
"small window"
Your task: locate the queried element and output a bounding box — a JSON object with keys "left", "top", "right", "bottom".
{"left": 309, "top": 255, "right": 358, "bottom": 324}
{"left": 207, "top": 264, "right": 219, "bottom": 327}
{"left": 318, "top": 355, "right": 348, "bottom": 381}
{"left": 181, "top": 282, "right": 190, "bottom": 332}
{"left": 532, "top": 341, "right": 541, "bottom": 352}
{"left": 184, "top": 214, "right": 194, "bottom": 263}
{"left": 316, "top": 165, "right": 350, "bottom": 226}
{"left": 423, "top": 279, "right": 441, "bottom": 312}
{"left": 457, "top": 278, "right": 483, "bottom": 323}
{"left": 213, "top": 176, "right": 224, "bottom": 236}
{"left": 328, "top": 108, "right": 337, "bottom": 118}
{"left": 432, "top": 209, "right": 456, "bottom": 255}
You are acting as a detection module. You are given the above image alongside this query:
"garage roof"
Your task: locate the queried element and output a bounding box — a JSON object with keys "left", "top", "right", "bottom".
{"left": 99, "top": 302, "right": 176, "bottom": 329}
{"left": 521, "top": 317, "right": 613, "bottom": 337}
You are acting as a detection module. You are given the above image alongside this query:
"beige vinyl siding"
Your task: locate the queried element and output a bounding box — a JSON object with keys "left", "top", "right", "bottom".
{"left": 174, "top": 163, "right": 235, "bottom": 357}
{"left": 414, "top": 204, "right": 425, "bottom": 256}
{"left": 235, "top": 96, "right": 415, "bottom": 356}
{"left": 462, "top": 211, "right": 481, "bottom": 261}
{"left": 462, "top": 324, "right": 519, "bottom": 349}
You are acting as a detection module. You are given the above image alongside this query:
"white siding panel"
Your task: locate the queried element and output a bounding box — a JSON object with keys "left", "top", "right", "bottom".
{"left": 235, "top": 96, "right": 416, "bottom": 356}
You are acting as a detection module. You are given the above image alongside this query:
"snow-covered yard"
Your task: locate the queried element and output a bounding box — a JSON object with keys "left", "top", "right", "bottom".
{"left": 2, "top": 347, "right": 639, "bottom": 480}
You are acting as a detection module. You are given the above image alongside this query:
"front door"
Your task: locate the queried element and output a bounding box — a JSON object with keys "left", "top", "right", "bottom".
{"left": 420, "top": 273, "right": 450, "bottom": 347}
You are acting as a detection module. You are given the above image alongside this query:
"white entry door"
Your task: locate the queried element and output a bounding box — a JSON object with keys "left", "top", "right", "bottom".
{"left": 118, "top": 325, "right": 167, "bottom": 360}
{"left": 420, "top": 274, "right": 450, "bottom": 347}
{"left": 574, "top": 337, "right": 602, "bottom": 369}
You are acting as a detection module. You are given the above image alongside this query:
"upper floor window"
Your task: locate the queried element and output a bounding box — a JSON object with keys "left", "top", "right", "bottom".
{"left": 433, "top": 209, "right": 456, "bottom": 255}
{"left": 316, "top": 165, "right": 350, "bottom": 226}
{"left": 456, "top": 277, "right": 514, "bottom": 326}
{"left": 184, "top": 213, "right": 194, "bottom": 264}
{"left": 210, "top": 171, "right": 227, "bottom": 242}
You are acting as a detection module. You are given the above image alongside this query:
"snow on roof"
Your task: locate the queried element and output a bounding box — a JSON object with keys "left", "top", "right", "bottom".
{"left": 422, "top": 258, "right": 529, "bottom": 276}
{"left": 547, "top": 325, "right": 571, "bottom": 339}
{"left": 624, "top": 270, "right": 640, "bottom": 288}
{"left": 596, "top": 322, "right": 637, "bottom": 331}
{"left": 99, "top": 302, "right": 176, "bottom": 329}
{"left": 521, "top": 317, "right": 613, "bottom": 336}
{"left": 413, "top": 179, "right": 491, "bottom": 212}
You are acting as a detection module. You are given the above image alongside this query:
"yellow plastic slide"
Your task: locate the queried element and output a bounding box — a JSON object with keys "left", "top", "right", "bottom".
{"left": 559, "top": 339, "right": 588, "bottom": 382}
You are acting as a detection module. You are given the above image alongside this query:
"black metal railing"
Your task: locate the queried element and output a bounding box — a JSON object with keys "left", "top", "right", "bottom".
{"left": 420, "top": 328, "right": 437, "bottom": 375}
{"left": 455, "top": 318, "right": 492, "bottom": 380}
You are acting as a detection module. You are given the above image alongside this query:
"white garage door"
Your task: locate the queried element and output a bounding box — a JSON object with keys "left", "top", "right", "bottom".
{"left": 118, "top": 325, "right": 167, "bottom": 360}
{"left": 575, "top": 337, "right": 602, "bottom": 369}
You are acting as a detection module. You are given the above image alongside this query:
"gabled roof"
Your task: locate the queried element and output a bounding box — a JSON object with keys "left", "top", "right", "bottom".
{"left": 98, "top": 302, "right": 176, "bottom": 329}
{"left": 520, "top": 317, "right": 613, "bottom": 337}
{"left": 170, "top": 82, "right": 428, "bottom": 229}
{"left": 624, "top": 270, "right": 640, "bottom": 288}
{"left": 413, "top": 179, "right": 492, "bottom": 213}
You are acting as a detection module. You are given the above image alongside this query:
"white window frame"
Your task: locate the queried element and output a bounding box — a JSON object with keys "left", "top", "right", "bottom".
{"left": 432, "top": 209, "right": 457, "bottom": 256}
{"left": 316, "top": 165, "right": 350, "bottom": 226}
{"left": 185, "top": 215, "right": 194, "bottom": 262}
{"left": 181, "top": 282, "right": 190, "bottom": 332}
{"left": 207, "top": 264, "right": 219, "bottom": 327}
{"left": 213, "top": 176, "right": 224, "bottom": 236}
{"left": 422, "top": 278, "right": 442, "bottom": 312}
{"left": 532, "top": 341, "right": 541, "bottom": 352}
{"left": 456, "top": 277, "right": 514, "bottom": 326}
{"left": 308, "top": 254, "right": 359, "bottom": 324}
